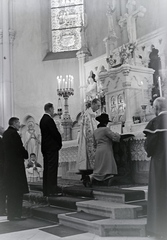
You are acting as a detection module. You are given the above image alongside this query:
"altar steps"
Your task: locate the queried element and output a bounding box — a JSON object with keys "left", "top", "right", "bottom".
{"left": 59, "top": 212, "right": 146, "bottom": 237}
{"left": 26, "top": 182, "right": 148, "bottom": 237}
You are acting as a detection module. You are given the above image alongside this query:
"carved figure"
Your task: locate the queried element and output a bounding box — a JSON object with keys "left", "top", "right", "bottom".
{"left": 106, "top": 0, "right": 116, "bottom": 37}
{"left": 86, "top": 71, "right": 97, "bottom": 100}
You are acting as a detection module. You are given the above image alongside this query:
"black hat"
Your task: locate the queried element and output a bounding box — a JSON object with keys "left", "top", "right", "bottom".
{"left": 96, "top": 113, "right": 111, "bottom": 123}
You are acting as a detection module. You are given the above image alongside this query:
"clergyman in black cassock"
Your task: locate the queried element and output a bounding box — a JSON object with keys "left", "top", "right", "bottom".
{"left": 3, "top": 117, "right": 29, "bottom": 221}
{"left": 40, "top": 103, "right": 62, "bottom": 196}
{"left": 143, "top": 97, "right": 167, "bottom": 239}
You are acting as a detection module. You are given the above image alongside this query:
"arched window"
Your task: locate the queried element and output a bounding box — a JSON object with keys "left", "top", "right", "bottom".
{"left": 51, "top": 0, "right": 84, "bottom": 55}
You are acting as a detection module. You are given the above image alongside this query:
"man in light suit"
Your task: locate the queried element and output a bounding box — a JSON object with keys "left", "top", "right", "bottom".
{"left": 40, "top": 103, "right": 62, "bottom": 196}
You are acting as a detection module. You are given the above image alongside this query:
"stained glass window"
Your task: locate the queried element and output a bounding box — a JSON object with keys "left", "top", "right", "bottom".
{"left": 51, "top": 0, "right": 84, "bottom": 53}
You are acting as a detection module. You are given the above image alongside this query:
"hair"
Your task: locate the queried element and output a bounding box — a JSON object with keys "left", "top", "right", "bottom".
{"left": 8, "top": 117, "right": 19, "bottom": 126}
{"left": 44, "top": 103, "right": 53, "bottom": 112}
{"left": 153, "top": 97, "right": 167, "bottom": 111}
{"left": 30, "top": 153, "right": 36, "bottom": 157}
{"left": 91, "top": 98, "right": 100, "bottom": 105}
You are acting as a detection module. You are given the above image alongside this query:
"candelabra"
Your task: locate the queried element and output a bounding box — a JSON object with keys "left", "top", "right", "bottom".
{"left": 57, "top": 97, "right": 62, "bottom": 119}
{"left": 141, "top": 104, "right": 147, "bottom": 122}
{"left": 57, "top": 75, "right": 74, "bottom": 141}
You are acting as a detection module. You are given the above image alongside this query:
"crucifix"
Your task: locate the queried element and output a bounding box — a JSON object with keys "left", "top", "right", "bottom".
{"left": 119, "top": 0, "right": 146, "bottom": 43}
{"left": 104, "top": 0, "right": 118, "bottom": 59}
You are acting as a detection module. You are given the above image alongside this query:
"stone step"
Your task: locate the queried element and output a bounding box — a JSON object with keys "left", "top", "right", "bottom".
{"left": 93, "top": 188, "right": 145, "bottom": 203}
{"left": 32, "top": 206, "right": 74, "bottom": 223}
{"left": 58, "top": 212, "right": 146, "bottom": 237}
{"left": 62, "top": 185, "right": 93, "bottom": 198}
{"left": 76, "top": 200, "right": 142, "bottom": 219}
{"left": 127, "top": 200, "right": 147, "bottom": 217}
{"left": 48, "top": 195, "right": 92, "bottom": 210}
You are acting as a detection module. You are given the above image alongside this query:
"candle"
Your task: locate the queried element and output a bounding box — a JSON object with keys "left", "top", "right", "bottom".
{"left": 65, "top": 81, "right": 67, "bottom": 89}
{"left": 158, "top": 76, "right": 162, "bottom": 97}
{"left": 141, "top": 81, "right": 144, "bottom": 100}
{"left": 57, "top": 76, "right": 61, "bottom": 90}
{"left": 62, "top": 79, "right": 65, "bottom": 89}
{"left": 71, "top": 76, "right": 74, "bottom": 89}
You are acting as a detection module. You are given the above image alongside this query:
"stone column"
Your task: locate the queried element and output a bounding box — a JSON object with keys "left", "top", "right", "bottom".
{"left": 0, "top": 29, "right": 3, "bottom": 126}
{"left": 9, "top": 29, "right": 15, "bottom": 117}
{"left": 76, "top": 50, "right": 90, "bottom": 111}
{"left": 2, "top": 0, "right": 13, "bottom": 128}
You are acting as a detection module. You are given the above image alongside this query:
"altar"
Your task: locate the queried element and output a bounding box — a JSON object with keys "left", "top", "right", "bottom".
{"left": 58, "top": 0, "right": 166, "bottom": 185}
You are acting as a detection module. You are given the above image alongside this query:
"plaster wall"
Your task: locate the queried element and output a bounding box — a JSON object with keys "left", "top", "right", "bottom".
{"left": 85, "top": 0, "right": 166, "bottom": 59}
{"left": 12, "top": 0, "right": 80, "bottom": 124}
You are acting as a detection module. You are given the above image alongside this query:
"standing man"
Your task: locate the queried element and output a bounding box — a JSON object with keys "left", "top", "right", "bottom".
{"left": 77, "top": 98, "right": 101, "bottom": 170}
{"left": 3, "top": 117, "right": 29, "bottom": 221}
{"left": 0, "top": 126, "right": 6, "bottom": 215}
{"left": 40, "top": 103, "right": 62, "bottom": 197}
{"left": 143, "top": 97, "right": 167, "bottom": 239}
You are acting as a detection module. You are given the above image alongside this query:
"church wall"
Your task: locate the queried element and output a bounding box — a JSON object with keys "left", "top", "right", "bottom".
{"left": 12, "top": 0, "right": 80, "bottom": 124}
{"left": 85, "top": 0, "right": 166, "bottom": 60}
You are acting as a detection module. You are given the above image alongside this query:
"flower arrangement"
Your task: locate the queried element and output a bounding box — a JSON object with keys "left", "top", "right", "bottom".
{"left": 119, "top": 42, "right": 136, "bottom": 65}
{"left": 106, "top": 55, "right": 117, "bottom": 68}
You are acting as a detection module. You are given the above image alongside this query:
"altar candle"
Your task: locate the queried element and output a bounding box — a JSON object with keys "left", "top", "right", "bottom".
{"left": 158, "top": 76, "right": 162, "bottom": 97}
{"left": 71, "top": 76, "right": 74, "bottom": 89}
{"left": 141, "top": 81, "right": 144, "bottom": 100}
{"left": 65, "top": 81, "right": 67, "bottom": 89}
{"left": 62, "top": 78, "right": 65, "bottom": 89}
{"left": 57, "top": 76, "right": 61, "bottom": 90}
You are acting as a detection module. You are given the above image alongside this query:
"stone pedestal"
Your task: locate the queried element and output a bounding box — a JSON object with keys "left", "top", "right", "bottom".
{"left": 129, "top": 135, "right": 150, "bottom": 184}
{"left": 59, "top": 140, "right": 80, "bottom": 180}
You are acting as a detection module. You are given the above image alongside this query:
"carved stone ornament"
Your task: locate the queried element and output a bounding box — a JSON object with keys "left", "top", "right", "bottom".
{"left": 0, "top": 29, "right": 2, "bottom": 44}
{"left": 9, "top": 29, "right": 16, "bottom": 44}
{"left": 121, "top": 64, "right": 131, "bottom": 76}
{"left": 130, "top": 138, "right": 150, "bottom": 161}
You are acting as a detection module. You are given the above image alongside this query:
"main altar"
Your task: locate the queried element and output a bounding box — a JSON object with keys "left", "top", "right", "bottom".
{"left": 58, "top": 0, "right": 166, "bottom": 184}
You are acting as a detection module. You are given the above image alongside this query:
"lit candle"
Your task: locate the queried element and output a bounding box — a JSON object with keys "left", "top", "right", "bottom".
{"left": 65, "top": 81, "right": 67, "bottom": 89}
{"left": 69, "top": 75, "right": 71, "bottom": 89}
{"left": 66, "top": 75, "right": 68, "bottom": 89}
{"left": 71, "top": 76, "right": 74, "bottom": 89}
{"left": 62, "top": 78, "right": 65, "bottom": 89}
{"left": 141, "top": 81, "right": 144, "bottom": 100}
{"left": 158, "top": 76, "right": 162, "bottom": 97}
{"left": 57, "top": 76, "right": 61, "bottom": 90}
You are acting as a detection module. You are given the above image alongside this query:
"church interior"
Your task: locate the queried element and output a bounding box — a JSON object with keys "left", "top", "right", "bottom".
{"left": 0, "top": 0, "right": 167, "bottom": 239}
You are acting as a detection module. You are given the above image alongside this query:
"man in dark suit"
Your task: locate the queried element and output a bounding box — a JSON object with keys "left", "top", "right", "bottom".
{"left": 0, "top": 126, "right": 6, "bottom": 215}
{"left": 3, "top": 117, "right": 29, "bottom": 221}
{"left": 40, "top": 103, "right": 62, "bottom": 196}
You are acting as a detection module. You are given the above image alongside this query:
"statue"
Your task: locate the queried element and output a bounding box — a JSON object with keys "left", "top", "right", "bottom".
{"left": 106, "top": 0, "right": 117, "bottom": 38}
{"left": 20, "top": 116, "right": 42, "bottom": 165}
{"left": 86, "top": 71, "right": 97, "bottom": 100}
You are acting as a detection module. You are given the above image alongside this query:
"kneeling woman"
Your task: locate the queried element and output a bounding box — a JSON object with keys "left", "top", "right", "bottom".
{"left": 89, "top": 113, "right": 120, "bottom": 185}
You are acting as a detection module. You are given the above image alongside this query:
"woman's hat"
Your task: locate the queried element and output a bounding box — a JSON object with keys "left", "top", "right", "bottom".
{"left": 96, "top": 113, "right": 111, "bottom": 123}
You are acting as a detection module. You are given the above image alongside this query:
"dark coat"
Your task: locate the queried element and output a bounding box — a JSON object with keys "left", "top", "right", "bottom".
{"left": 39, "top": 114, "right": 62, "bottom": 154}
{"left": 3, "top": 126, "right": 29, "bottom": 195}
{"left": 143, "top": 112, "right": 167, "bottom": 238}
{"left": 0, "top": 137, "right": 4, "bottom": 180}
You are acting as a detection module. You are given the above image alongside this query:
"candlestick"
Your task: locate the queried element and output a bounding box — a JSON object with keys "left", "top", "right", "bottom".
{"left": 158, "top": 76, "right": 162, "bottom": 97}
